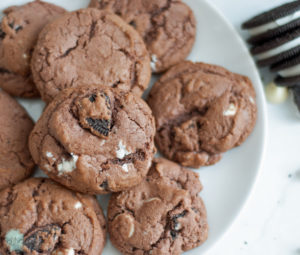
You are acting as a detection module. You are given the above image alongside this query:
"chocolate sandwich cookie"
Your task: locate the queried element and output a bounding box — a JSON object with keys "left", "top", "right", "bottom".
{"left": 31, "top": 8, "right": 151, "bottom": 103}
{"left": 108, "top": 157, "right": 208, "bottom": 255}
{"left": 0, "top": 91, "right": 35, "bottom": 191}
{"left": 251, "top": 28, "right": 300, "bottom": 67}
{"left": 89, "top": 0, "right": 196, "bottom": 73}
{"left": 0, "top": 178, "right": 106, "bottom": 255}
{"left": 0, "top": 1, "right": 65, "bottom": 98}
{"left": 271, "top": 53, "right": 300, "bottom": 86}
{"left": 148, "top": 61, "right": 257, "bottom": 168}
{"left": 243, "top": 0, "right": 300, "bottom": 45}
{"left": 29, "top": 85, "right": 156, "bottom": 194}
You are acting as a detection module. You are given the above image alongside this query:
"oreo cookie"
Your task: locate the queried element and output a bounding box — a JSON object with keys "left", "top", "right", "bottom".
{"left": 272, "top": 53, "right": 300, "bottom": 86}
{"left": 250, "top": 28, "right": 300, "bottom": 67}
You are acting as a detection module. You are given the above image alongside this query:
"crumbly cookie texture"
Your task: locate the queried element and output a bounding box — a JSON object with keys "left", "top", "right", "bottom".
{"left": 0, "top": 178, "right": 106, "bottom": 255}
{"left": 148, "top": 61, "right": 257, "bottom": 168}
{"left": 0, "top": 1, "right": 65, "bottom": 98}
{"left": 0, "top": 91, "right": 35, "bottom": 190}
{"left": 89, "top": 0, "right": 196, "bottom": 73}
{"left": 29, "top": 85, "right": 156, "bottom": 194}
{"left": 31, "top": 8, "right": 151, "bottom": 103}
{"left": 108, "top": 158, "right": 208, "bottom": 255}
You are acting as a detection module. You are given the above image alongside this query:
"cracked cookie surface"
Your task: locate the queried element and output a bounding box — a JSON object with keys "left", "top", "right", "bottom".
{"left": 29, "top": 85, "right": 156, "bottom": 194}
{"left": 89, "top": 0, "right": 196, "bottom": 73}
{"left": 0, "top": 178, "right": 106, "bottom": 255}
{"left": 108, "top": 157, "right": 208, "bottom": 255}
{"left": 31, "top": 8, "right": 151, "bottom": 103}
{"left": 0, "top": 91, "right": 34, "bottom": 191}
{"left": 148, "top": 61, "right": 257, "bottom": 168}
{"left": 0, "top": 1, "right": 65, "bottom": 98}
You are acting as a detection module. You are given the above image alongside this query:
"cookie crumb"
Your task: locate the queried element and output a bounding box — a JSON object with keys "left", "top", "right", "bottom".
{"left": 116, "top": 141, "right": 130, "bottom": 159}
{"left": 57, "top": 153, "right": 78, "bottom": 175}
{"left": 223, "top": 103, "right": 237, "bottom": 116}
{"left": 5, "top": 229, "right": 24, "bottom": 252}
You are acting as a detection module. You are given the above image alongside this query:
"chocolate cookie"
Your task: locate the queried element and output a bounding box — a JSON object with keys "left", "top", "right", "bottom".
{"left": 0, "top": 1, "right": 65, "bottom": 98}
{"left": 29, "top": 85, "right": 156, "bottom": 194}
{"left": 108, "top": 157, "right": 208, "bottom": 255}
{"left": 89, "top": 0, "right": 196, "bottom": 73}
{"left": 148, "top": 61, "right": 257, "bottom": 168}
{"left": 0, "top": 91, "right": 35, "bottom": 191}
{"left": 0, "top": 178, "right": 106, "bottom": 255}
{"left": 242, "top": 0, "right": 300, "bottom": 45}
{"left": 31, "top": 8, "right": 151, "bottom": 103}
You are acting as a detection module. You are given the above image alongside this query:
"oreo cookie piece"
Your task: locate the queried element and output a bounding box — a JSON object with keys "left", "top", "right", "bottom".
{"left": 251, "top": 28, "right": 300, "bottom": 67}
{"left": 243, "top": 1, "right": 300, "bottom": 30}
{"left": 272, "top": 53, "right": 300, "bottom": 86}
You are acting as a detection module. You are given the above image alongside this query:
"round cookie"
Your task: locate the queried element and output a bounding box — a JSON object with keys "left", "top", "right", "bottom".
{"left": 271, "top": 53, "right": 300, "bottom": 87}
{"left": 31, "top": 8, "right": 151, "bottom": 103}
{"left": 0, "top": 1, "right": 65, "bottom": 98}
{"left": 148, "top": 61, "right": 257, "bottom": 168}
{"left": 89, "top": 0, "right": 196, "bottom": 73}
{"left": 0, "top": 91, "right": 35, "bottom": 191}
{"left": 0, "top": 178, "right": 106, "bottom": 255}
{"left": 108, "top": 157, "right": 208, "bottom": 255}
{"left": 250, "top": 28, "right": 300, "bottom": 67}
{"left": 29, "top": 85, "right": 156, "bottom": 194}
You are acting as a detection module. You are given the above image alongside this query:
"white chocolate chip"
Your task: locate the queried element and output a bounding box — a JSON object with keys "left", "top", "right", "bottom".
{"left": 174, "top": 223, "right": 181, "bottom": 231}
{"left": 5, "top": 229, "right": 23, "bottom": 252}
{"left": 223, "top": 103, "right": 237, "bottom": 116}
{"left": 57, "top": 153, "right": 78, "bottom": 175}
{"left": 128, "top": 221, "right": 135, "bottom": 238}
{"left": 116, "top": 141, "right": 130, "bottom": 159}
{"left": 99, "top": 140, "right": 106, "bottom": 146}
{"left": 144, "top": 197, "right": 161, "bottom": 203}
{"left": 46, "top": 151, "right": 56, "bottom": 161}
{"left": 115, "top": 214, "right": 135, "bottom": 238}
{"left": 74, "top": 202, "right": 82, "bottom": 209}
{"left": 122, "top": 164, "right": 129, "bottom": 172}
{"left": 52, "top": 248, "right": 75, "bottom": 255}
{"left": 265, "top": 82, "right": 289, "bottom": 104}
{"left": 150, "top": 55, "right": 158, "bottom": 72}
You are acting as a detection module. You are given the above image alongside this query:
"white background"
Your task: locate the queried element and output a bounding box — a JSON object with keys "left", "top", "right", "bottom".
{"left": 208, "top": 1, "right": 300, "bottom": 254}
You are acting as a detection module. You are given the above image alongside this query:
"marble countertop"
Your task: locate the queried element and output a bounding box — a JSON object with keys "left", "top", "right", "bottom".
{"left": 207, "top": 0, "right": 300, "bottom": 254}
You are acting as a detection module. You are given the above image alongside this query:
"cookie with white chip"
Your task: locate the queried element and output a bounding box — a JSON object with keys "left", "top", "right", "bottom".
{"left": 29, "top": 85, "right": 156, "bottom": 194}
{"left": 0, "top": 178, "right": 106, "bottom": 255}
{"left": 0, "top": 1, "right": 65, "bottom": 98}
{"left": 242, "top": 0, "right": 300, "bottom": 45}
{"left": 147, "top": 61, "right": 257, "bottom": 168}
{"left": 89, "top": 0, "right": 196, "bottom": 73}
{"left": 108, "top": 157, "right": 208, "bottom": 255}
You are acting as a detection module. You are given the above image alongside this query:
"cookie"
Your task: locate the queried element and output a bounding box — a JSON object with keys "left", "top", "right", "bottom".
{"left": 89, "top": 0, "right": 196, "bottom": 73}
{"left": 31, "top": 8, "right": 151, "bottom": 103}
{"left": 108, "top": 157, "right": 208, "bottom": 255}
{"left": 0, "top": 178, "right": 106, "bottom": 255}
{"left": 242, "top": 0, "right": 300, "bottom": 30}
{"left": 271, "top": 53, "right": 300, "bottom": 86}
{"left": 0, "top": 91, "right": 35, "bottom": 191}
{"left": 250, "top": 28, "right": 300, "bottom": 67}
{"left": 29, "top": 85, "right": 156, "bottom": 194}
{"left": 0, "top": 1, "right": 65, "bottom": 98}
{"left": 147, "top": 61, "right": 257, "bottom": 168}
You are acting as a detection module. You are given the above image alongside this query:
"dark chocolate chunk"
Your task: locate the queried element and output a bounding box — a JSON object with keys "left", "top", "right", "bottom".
{"left": 169, "top": 210, "right": 188, "bottom": 239}
{"left": 100, "top": 180, "right": 109, "bottom": 191}
{"left": 9, "top": 22, "right": 23, "bottom": 32}
{"left": 89, "top": 94, "right": 96, "bottom": 102}
{"left": 24, "top": 224, "right": 61, "bottom": 252}
{"left": 86, "top": 118, "right": 110, "bottom": 137}
{"left": 0, "top": 28, "right": 6, "bottom": 39}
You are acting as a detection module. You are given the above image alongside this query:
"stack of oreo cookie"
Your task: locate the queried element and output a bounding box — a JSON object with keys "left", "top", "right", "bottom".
{"left": 242, "top": 0, "right": 300, "bottom": 110}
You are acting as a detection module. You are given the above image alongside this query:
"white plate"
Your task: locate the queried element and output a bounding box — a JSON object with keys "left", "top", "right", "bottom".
{"left": 0, "top": 0, "right": 268, "bottom": 254}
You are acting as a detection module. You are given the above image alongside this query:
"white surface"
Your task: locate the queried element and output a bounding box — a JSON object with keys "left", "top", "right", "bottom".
{"left": 0, "top": 0, "right": 271, "bottom": 254}
{"left": 208, "top": 1, "right": 300, "bottom": 255}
